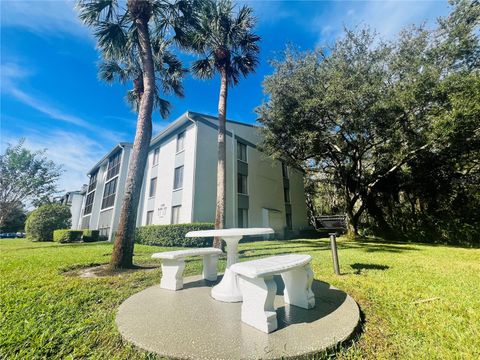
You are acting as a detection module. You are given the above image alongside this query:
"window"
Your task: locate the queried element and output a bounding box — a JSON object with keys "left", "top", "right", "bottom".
{"left": 84, "top": 192, "right": 95, "bottom": 215}
{"left": 173, "top": 166, "right": 184, "bottom": 190}
{"left": 99, "top": 227, "right": 110, "bottom": 238}
{"left": 88, "top": 170, "right": 98, "bottom": 193}
{"left": 238, "top": 208, "right": 248, "bottom": 228}
{"left": 153, "top": 148, "right": 160, "bottom": 166}
{"left": 101, "top": 178, "right": 117, "bottom": 209}
{"left": 282, "top": 162, "right": 288, "bottom": 178}
{"left": 284, "top": 187, "right": 290, "bottom": 203}
{"left": 149, "top": 177, "right": 157, "bottom": 197}
{"left": 237, "top": 173, "right": 248, "bottom": 194}
{"left": 237, "top": 142, "right": 247, "bottom": 162}
{"left": 176, "top": 131, "right": 185, "bottom": 152}
{"left": 107, "top": 151, "right": 121, "bottom": 180}
{"left": 286, "top": 213, "right": 292, "bottom": 230}
{"left": 171, "top": 206, "right": 181, "bottom": 224}
{"left": 146, "top": 211, "right": 154, "bottom": 225}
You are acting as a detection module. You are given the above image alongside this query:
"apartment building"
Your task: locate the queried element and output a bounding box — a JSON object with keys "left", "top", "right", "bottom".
{"left": 69, "top": 112, "right": 309, "bottom": 239}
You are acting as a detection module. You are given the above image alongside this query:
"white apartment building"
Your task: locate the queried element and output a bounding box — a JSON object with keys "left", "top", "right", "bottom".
{"left": 70, "top": 112, "right": 309, "bottom": 239}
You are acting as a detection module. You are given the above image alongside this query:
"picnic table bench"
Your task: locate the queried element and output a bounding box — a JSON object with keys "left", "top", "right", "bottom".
{"left": 152, "top": 248, "right": 223, "bottom": 290}
{"left": 231, "top": 254, "right": 315, "bottom": 333}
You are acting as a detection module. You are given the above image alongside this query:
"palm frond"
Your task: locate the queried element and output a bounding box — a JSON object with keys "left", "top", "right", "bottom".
{"left": 231, "top": 51, "right": 259, "bottom": 78}
{"left": 125, "top": 89, "right": 140, "bottom": 113}
{"left": 98, "top": 61, "right": 133, "bottom": 84}
{"left": 77, "top": 0, "right": 118, "bottom": 26}
{"left": 228, "top": 66, "right": 240, "bottom": 86}
{"left": 80, "top": 0, "right": 188, "bottom": 116}
{"left": 95, "top": 20, "right": 128, "bottom": 59}
{"left": 237, "top": 33, "right": 261, "bottom": 53}
{"left": 235, "top": 5, "right": 254, "bottom": 27}
{"left": 153, "top": 89, "right": 172, "bottom": 119}
{"left": 182, "top": 0, "right": 260, "bottom": 86}
{"left": 191, "top": 57, "right": 215, "bottom": 79}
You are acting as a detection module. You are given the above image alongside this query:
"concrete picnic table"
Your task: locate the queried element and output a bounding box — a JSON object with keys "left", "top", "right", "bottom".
{"left": 185, "top": 227, "right": 275, "bottom": 302}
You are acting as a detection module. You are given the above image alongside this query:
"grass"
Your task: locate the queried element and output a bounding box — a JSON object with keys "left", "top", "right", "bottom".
{"left": 1, "top": 238, "right": 479, "bottom": 359}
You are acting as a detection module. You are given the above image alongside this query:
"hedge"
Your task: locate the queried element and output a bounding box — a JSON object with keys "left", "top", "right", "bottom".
{"left": 135, "top": 223, "right": 214, "bottom": 247}
{"left": 53, "top": 230, "right": 83, "bottom": 243}
{"left": 82, "top": 229, "right": 100, "bottom": 242}
{"left": 25, "top": 204, "right": 71, "bottom": 242}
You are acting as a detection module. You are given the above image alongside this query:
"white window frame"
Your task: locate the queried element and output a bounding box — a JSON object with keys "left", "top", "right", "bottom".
{"left": 149, "top": 177, "right": 157, "bottom": 198}
{"left": 237, "top": 141, "right": 247, "bottom": 162}
{"left": 173, "top": 166, "right": 184, "bottom": 190}
{"left": 146, "top": 210, "right": 154, "bottom": 225}
{"left": 176, "top": 131, "right": 186, "bottom": 153}
{"left": 153, "top": 148, "right": 160, "bottom": 166}
{"left": 238, "top": 208, "right": 248, "bottom": 228}
{"left": 171, "top": 205, "right": 181, "bottom": 224}
{"left": 237, "top": 173, "right": 248, "bottom": 195}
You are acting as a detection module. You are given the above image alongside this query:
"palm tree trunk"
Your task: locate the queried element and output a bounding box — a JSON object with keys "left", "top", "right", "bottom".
{"left": 110, "top": 6, "right": 155, "bottom": 269}
{"left": 213, "top": 67, "right": 228, "bottom": 248}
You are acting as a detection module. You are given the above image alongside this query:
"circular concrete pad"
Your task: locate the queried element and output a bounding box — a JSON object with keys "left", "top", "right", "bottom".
{"left": 117, "top": 275, "right": 360, "bottom": 359}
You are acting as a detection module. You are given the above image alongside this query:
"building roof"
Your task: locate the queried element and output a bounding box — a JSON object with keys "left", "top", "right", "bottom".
{"left": 86, "top": 111, "right": 258, "bottom": 176}
{"left": 149, "top": 111, "right": 257, "bottom": 148}
{"left": 87, "top": 142, "right": 132, "bottom": 175}
{"left": 187, "top": 111, "right": 258, "bottom": 129}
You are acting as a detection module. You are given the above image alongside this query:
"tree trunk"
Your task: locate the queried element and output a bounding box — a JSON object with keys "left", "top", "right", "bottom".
{"left": 346, "top": 207, "right": 359, "bottom": 238}
{"left": 345, "top": 193, "right": 364, "bottom": 239}
{"left": 110, "top": 5, "right": 155, "bottom": 269}
{"left": 364, "top": 193, "right": 395, "bottom": 239}
{"left": 213, "top": 67, "right": 228, "bottom": 248}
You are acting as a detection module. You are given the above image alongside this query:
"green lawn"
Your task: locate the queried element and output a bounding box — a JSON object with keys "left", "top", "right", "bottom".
{"left": 1, "top": 238, "right": 479, "bottom": 359}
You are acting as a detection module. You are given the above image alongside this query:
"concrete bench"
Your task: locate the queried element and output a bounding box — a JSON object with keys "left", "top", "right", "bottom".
{"left": 230, "top": 254, "right": 315, "bottom": 333}
{"left": 152, "top": 248, "right": 223, "bottom": 291}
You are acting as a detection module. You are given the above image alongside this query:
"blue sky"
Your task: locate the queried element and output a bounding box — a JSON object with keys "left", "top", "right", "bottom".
{"left": 1, "top": 0, "right": 450, "bottom": 191}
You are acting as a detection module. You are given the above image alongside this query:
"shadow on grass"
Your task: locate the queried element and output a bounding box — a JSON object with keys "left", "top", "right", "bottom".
{"left": 8, "top": 240, "right": 111, "bottom": 252}
{"left": 240, "top": 239, "right": 419, "bottom": 260}
{"left": 275, "top": 276, "right": 350, "bottom": 329}
{"left": 350, "top": 263, "right": 390, "bottom": 275}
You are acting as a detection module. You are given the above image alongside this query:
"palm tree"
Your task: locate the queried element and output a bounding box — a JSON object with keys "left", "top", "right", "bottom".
{"left": 77, "top": 0, "right": 190, "bottom": 268}
{"left": 185, "top": 0, "right": 260, "bottom": 247}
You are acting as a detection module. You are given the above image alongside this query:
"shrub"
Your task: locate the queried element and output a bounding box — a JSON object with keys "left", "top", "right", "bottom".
{"left": 82, "top": 229, "right": 100, "bottom": 242}
{"left": 25, "top": 204, "right": 71, "bottom": 242}
{"left": 53, "top": 229, "right": 83, "bottom": 243}
{"left": 135, "top": 223, "right": 214, "bottom": 247}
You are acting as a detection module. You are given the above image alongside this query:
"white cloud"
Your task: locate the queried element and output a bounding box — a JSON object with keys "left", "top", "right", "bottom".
{"left": 1, "top": 128, "right": 108, "bottom": 192}
{"left": 0, "top": 62, "right": 32, "bottom": 82}
{"left": 313, "top": 0, "right": 450, "bottom": 45}
{"left": 0, "top": 0, "right": 91, "bottom": 39}
{"left": 1, "top": 62, "right": 126, "bottom": 143}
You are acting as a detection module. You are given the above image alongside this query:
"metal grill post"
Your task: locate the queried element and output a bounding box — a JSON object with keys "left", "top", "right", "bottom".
{"left": 329, "top": 233, "right": 340, "bottom": 275}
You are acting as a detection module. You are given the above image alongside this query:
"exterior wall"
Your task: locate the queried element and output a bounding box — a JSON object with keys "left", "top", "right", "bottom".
{"left": 79, "top": 144, "right": 131, "bottom": 240}
{"left": 70, "top": 193, "right": 85, "bottom": 230}
{"left": 139, "top": 122, "right": 196, "bottom": 226}
{"left": 288, "top": 168, "right": 309, "bottom": 230}
{"left": 60, "top": 191, "right": 85, "bottom": 230}
{"left": 77, "top": 112, "right": 309, "bottom": 240}
{"left": 192, "top": 121, "right": 225, "bottom": 224}
{"left": 109, "top": 146, "right": 131, "bottom": 239}
{"left": 192, "top": 117, "right": 309, "bottom": 237}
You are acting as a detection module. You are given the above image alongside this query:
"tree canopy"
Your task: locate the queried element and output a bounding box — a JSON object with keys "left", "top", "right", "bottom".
{"left": 257, "top": 0, "right": 479, "bottom": 244}
{"left": 185, "top": 0, "right": 260, "bottom": 86}
{"left": 77, "top": 0, "right": 193, "bottom": 118}
{"left": 0, "top": 139, "right": 62, "bottom": 229}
